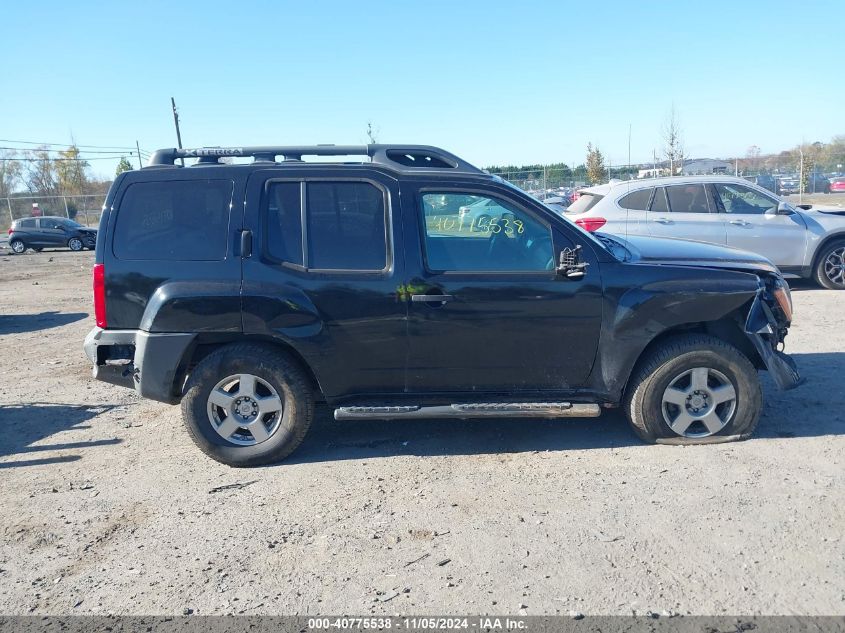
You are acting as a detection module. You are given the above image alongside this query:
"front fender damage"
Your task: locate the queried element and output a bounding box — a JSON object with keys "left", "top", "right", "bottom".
{"left": 744, "top": 291, "right": 803, "bottom": 391}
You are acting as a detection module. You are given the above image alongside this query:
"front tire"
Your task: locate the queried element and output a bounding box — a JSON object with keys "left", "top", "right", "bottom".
{"left": 813, "top": 240, "right": 845, "bottom": 290}
{"left": 181, "top": 344, "right": 314, "bottom": 466}
{"left": 625, "top": 334, "right": 762, "bottom": 444}
{"left": 68, "top": 237, "right": 84, "bottom": 251}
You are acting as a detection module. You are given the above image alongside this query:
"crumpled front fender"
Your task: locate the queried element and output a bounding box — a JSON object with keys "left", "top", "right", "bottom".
{"left": 744, "top": 292, "right": 803, "bottom": 391}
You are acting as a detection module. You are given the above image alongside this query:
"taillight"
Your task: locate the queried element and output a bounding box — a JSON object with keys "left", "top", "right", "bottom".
{"left": 7, "top": 228, "right": 11, "bottom": 235}
{"left": 93, "top": 263, "right": 106, "bottom": 328}
{"left": 574, "top": 217, "right": 607, "bottom": 232}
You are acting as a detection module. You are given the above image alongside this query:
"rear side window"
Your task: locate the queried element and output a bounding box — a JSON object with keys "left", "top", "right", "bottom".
{"left": 618, "top": 188, "right": 653, "bottom": 211}
{"left": 665, "top": 184, "right": 710, "bottom": 214}
{"left": 566, "top": 193, "right": 604, "bottom": 214}
{"left": 113, "top": 180, "right": 232, "bottom": 261}
{"left": 18, "top": 218, "right": 36, "bottom": 228}
{"left": 650, "top": 187, "right": 669, "bottom": 213}
{"left": 306, "top": 182, "right": 387, "bottom": 270}
{"left": 266, "top": 182, "right": 303, "bottom": 266}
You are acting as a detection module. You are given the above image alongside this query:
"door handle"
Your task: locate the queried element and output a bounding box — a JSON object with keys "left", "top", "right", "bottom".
{"left": 411, "top": 294, "right": 454, "bottom": 304}
{"left": 240, "top": 229, "right": 253, "bottom": 257}
{"left": 729, "top": 220, "right": 750, "bottom": 226}
{"left": 652, "top": 217, "right": 671, "bottom": 224}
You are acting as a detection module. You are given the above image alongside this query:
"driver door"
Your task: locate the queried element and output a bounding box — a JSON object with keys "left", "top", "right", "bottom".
{"left": 402, "top": 185, "right": 603, "bottom": 394}
{"left": 712, "top": 182, "right": 808, "bottom": 268}
{"left": 37, "top": 218, "right": 66, "bottom": 246}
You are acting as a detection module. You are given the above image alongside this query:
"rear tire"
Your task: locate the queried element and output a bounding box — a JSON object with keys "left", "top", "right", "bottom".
{"left": 624, "top": 334, "right": 761, "bottom": 445}
{"left": 813, "top": 240, "right": 845, "bottom": 290}
{"left": 181, "top": 344, "right": 314, "bottom": 466}
{"left": 9, "top": 239, "right": 25, "bottom": 254}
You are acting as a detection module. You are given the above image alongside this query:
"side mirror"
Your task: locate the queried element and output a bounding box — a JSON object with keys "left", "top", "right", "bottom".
{"left": 557, "top": 245, "right": 588, "bottom": 279}
{"left": 775, "top": 201, "right": 794, "bottom": 216}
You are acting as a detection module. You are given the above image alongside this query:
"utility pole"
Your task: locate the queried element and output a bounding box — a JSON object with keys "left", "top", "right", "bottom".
{"left": 171, "top": 97, "right": 185, "bottom": 166}
{"left": 799, "top": 147, "right": 804, "bottom": 205}
{"left": 135, "top": 140, "right": 143, "bottom": 168}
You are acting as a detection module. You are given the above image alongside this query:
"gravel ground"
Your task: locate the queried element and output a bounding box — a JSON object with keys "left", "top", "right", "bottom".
{"left": 0, "top": 249, "right": 842, "bottom": 617}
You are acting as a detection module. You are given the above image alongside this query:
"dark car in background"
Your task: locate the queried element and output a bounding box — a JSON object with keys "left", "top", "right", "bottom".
{"left": 778, "top": 174, "right": 831, "bottom": 195}
{"left": 743, "top": 174, "right": 777, "bottom": 193}
{"left": 7, "top": 216, "right": 97, "bottom": 254}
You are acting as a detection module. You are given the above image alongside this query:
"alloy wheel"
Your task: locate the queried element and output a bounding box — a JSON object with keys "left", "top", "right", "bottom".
{"left": 206, "top": 373, "right": 284, "bottom": 446}
{"left": 661, "top": 367, "right": 737, "bottom": 438}
{"left": 823, "top": 247, "right": 845, "bottom": 287}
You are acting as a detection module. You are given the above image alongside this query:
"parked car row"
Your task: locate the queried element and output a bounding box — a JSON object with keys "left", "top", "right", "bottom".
{"left": 564, "top": 175, "right": 845, "bottom": 289}
{"left": 6, "top": 216, "right": 97, "bottom": 253}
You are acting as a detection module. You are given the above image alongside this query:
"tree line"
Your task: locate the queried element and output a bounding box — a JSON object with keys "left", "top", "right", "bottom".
{"left": 0, "top": 146, "right": 115, "bottom": 201}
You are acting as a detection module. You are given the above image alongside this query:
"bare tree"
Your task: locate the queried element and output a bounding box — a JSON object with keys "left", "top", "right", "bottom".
{"left": 745, "top": 145, "right": 762, "bottom": 173}
{"left": 662, "top": 106, "right": 685, "bottom": 175}
{"left": 585, "top": 143, "right": 606, "bottom": 185}
{"left": 24, "top": 148, "right": 59, "bottom": 196}
{"left": 0, "top": 150, "right": 22, "bottom": 198}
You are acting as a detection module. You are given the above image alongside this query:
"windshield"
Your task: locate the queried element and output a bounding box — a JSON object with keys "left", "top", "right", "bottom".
{"left": 566, "top": 193, "right": 604, "bottom": 214}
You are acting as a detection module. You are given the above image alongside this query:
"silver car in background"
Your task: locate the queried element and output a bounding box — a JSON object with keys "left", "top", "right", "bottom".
{"left": 565, "top": 175, "right": 845, "bottom": 289}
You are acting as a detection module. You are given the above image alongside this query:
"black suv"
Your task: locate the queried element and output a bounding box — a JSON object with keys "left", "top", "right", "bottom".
{"left": 84, "top": 145, "right": 802, "bottom": 466}
{"left": 8, "top": 216, "right": 97, "bottom": 253}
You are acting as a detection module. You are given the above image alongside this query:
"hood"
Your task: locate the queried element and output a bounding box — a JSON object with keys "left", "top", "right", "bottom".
{"left": 601, "top": 233, "right": 779, "bottom": 275}
{"left": 798, "top": 204, "right": 845, "bottom": 217}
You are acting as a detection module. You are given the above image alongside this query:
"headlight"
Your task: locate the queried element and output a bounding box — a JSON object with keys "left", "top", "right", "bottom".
{"left": 773, "top": 277, "right": 793, "bottom": 322}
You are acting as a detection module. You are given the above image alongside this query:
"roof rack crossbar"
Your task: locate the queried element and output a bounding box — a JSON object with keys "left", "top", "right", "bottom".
{"left": 146, "top": 144, "right": 484, "bottom": 174}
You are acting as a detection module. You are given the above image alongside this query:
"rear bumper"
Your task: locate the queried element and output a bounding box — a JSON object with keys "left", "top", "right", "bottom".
{"left": 83, "top": 327, "right": 195, "bottom": 404}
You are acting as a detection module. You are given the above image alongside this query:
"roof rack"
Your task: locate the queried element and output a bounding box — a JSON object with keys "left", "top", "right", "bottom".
{"left": 146, "top": 144, "right": 485, "bottom": 175}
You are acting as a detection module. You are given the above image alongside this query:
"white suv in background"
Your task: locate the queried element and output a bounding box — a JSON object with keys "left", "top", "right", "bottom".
{"left": 565, "top": 176, "right": 845, "bottom": 289}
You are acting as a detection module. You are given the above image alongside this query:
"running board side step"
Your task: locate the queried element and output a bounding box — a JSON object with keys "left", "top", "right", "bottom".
{"left": 333, "top": 403, "right": 601, "bottom": 421}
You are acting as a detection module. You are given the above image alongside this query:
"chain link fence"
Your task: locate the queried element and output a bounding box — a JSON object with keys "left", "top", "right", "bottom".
{"left": 3, "top": 194, "right": 106, "bottom": 229}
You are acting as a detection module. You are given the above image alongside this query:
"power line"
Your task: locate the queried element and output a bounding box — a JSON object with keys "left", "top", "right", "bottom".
{"left": 0, "top": 146, "right": 138, "bottom": 156}
{"left": 1, "top": 156, "right": 134, "bottom": 162}
{"left": 0, "top": 138, "right": 144, "bottom": 151}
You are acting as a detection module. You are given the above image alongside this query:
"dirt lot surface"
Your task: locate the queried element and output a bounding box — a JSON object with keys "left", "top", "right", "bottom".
{"left": 0, "top": 250, "right": 842, "bottom": 617}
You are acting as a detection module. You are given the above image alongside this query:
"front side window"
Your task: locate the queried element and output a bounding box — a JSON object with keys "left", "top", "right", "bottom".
{"left": 713, "top": 183, "right": 777, "bottom": 215}
{"left": 113, "top": 179, "right": 232, "bottom": 261}
{"left": 665, "top": 184, "right": 710, "bottom": 213}
{"left": 618, "top": 188, "right": 653, "bottom": 211}
{"left": 420, "top": 192, "right": 554, "bottom": 272}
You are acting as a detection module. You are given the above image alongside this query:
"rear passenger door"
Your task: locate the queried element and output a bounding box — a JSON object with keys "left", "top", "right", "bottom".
{"left": 646, "top": 184, "right": 727, "bottom": 245}
{"left": 242, "top": 169, "right": 408, "bottom": 399}
{"left": 614, "top": 186, "right": 653, "bottom": 236}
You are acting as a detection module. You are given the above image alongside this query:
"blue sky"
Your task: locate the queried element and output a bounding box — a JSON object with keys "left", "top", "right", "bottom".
{"left": 2, "top": 0, "right": 842, "bottom": 178}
